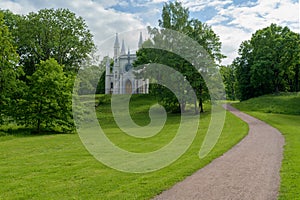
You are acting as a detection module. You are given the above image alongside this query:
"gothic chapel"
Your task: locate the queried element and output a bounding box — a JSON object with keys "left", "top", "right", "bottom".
{"left": 105, "top": 32, "right": 149, "bottom": 94}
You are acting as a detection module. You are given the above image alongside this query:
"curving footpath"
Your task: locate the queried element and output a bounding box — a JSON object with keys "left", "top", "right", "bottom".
{"left": 154, "top": 104, "right": 285, "bottom": 200}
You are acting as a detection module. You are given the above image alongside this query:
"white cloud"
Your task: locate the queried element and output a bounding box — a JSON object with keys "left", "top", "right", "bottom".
{"left": 151, "top": 0, "right": 168, "bottom": 3}
{"left": 206, "top": 14, "right": 228, "bottom": 25}
{"left": 181, "top": 0, "right": 232, "bottom": 12}
{"left": 0, "top": 0, "right": 38, "bottom": 14}
{"left": 221, "top": 0, "right": 299, "bottom": 32}
{"left": 211, "top": 25, "right": 251, "bottom": 65}
{"left": 117, "top": 1, "right": 130, "bottom": 7}
{"left": 205, "top": 0, "right": 299, "bottom": 65}
{"left": 1, "top": 0, "right": 299, "bottom": 65}
{"left": 72, "top": 2, "right": 146, "bottom": 57}
{"left": 86, "top": 0, "right": 120, "bottom": 8}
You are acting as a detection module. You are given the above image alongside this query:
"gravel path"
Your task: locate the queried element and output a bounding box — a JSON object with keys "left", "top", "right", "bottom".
{"left": 153, "top": 104, "right": 285, "bottom": 200}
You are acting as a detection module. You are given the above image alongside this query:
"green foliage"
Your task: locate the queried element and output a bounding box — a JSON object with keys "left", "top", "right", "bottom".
{"left": 233, "top": 24, "right": 300, "bottom": 100}
{"left": 233, "top": 92, "right": 300, "bottom": 115}
{"left": 0, "top": 8, "right": 96, "bottom": 132}
{"left": 135, "top": 1, "right": 224, "bottom": 113}
{"left": 0, "top": 95, "right": 248, "bottom": 199}
{"left": 159, "top": 1, "right": 190, "bottom": 32}
{"left": 16, "top": 58, "right": 74, "bottom": 133}
{"left": 97, "top": 57, "right": 113, "bottom": 95}
{"left": 96, "top": 72, "right": 106, "bottom": 94}
{"left": 220, "top": 65, "right": 236, "bottom": 100}
{"left": 136, "top": 46, "right": 198, "bottom": 113}
{"left": 77, "top": 55, "right": 106, "bottom": 95}
{"left": 11, "top": 8, "right": 95, "bottom": 75}
{"left": 0, "top": 12, "right": 23, "bottom": 124}
{"left": 158, "top": 1, "right": 224, "bottom": 63}
{"left": 1, "top": 10, "right": 22, "bottom": 38}
{"left": 233, "top": 93, "right": 300, "bottom": 199}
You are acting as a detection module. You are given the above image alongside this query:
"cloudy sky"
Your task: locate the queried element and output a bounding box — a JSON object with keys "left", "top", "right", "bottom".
{"left": 1, "top": 0, "right": 299, "bottom": 65}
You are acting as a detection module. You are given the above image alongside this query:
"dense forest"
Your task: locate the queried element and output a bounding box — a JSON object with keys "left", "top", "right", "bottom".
{"left": 0, "top": 1, "right": 299, "bottom": 133}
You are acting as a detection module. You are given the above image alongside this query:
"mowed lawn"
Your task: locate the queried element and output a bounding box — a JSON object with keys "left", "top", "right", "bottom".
{"left": 233, "top": 92, "right": 300, "bottom": 200}
{"left": 0, "top": 95, "right": 248, "bottom": 199}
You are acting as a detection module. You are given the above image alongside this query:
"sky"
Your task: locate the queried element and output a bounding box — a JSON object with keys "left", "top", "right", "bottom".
{"left": 1, "top": 0, "right": 299, "bottom": 65}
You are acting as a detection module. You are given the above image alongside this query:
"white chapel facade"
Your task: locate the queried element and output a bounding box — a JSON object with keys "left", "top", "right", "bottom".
{"left": 105, "top": 32, "right": 149, "bottom": 94}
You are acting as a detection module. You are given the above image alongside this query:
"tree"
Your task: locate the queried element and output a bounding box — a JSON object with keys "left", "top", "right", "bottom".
{"left": 135, "top": 1, "right": 224, "bottom": 113}
{"left": 0, "top": 12, "right": 23, "bottom": 124}
{"left": 251, "top": 24, "right": 289, "bottom": 94}
{"left": 135, "top": 32, "right": 198, "bottom": 113}
{"left": 220, "top": 65, "right": 236, "bottom": 100}
{"left": 76, "top": 53, "right": 108, "bottom": 95}
{"left": 17, "top": 58, "right": 74, "bottom": 133}
{"left": 1, "top": 9, "right": 22, "bottom": 38}
{"left": 233, "top": 41, "right": 254, "bottom": 100}
{"left": 282, "top": 30, "right": 300, "bottom": 92}
{"left": 233, "top": 24, "right": 300, "bottom": 100}
{"left": 13, "top": 8, "right": 95, "bottom": 75}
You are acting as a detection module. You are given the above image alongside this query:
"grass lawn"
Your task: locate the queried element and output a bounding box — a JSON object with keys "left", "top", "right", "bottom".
{"left": 233, "top": 92, "right": 300, "bottom": 200}
{"left": 0, "top": 95, "right": 248, "bottom": 199}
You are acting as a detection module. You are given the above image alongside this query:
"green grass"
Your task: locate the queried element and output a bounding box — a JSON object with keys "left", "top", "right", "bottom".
{"left": 233, "top": 92, "right": 300, "bottom": 115}
{"left": 233, "top": 92, "right": 300, "bottom": 200}
{"left": 0, "top": 94, "right": 248, "bottom": 199}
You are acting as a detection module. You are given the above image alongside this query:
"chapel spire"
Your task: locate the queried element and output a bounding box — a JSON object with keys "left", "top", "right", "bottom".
{"left": 114, "top": 33, "right": 120, "bottom": 48}
{"left": 121, "top": 39, "right": 126, "bottom": 55}
{"left": 114, "top": 33, "right": 120, "bottom": 59}
{"left": 138, "top": 32, "right": 143, "bottom": 49}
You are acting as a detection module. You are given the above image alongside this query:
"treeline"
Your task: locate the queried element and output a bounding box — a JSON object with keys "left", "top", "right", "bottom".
{"left": 221, "top": 24, "right": 300, "bottom": 101}
{"left": 0, "top": 9, "right": 96, "bottom": 133}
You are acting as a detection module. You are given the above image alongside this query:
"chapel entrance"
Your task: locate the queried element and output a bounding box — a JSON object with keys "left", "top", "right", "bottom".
{"left": 125, "top": 80, "right": 132, "bottom": 94}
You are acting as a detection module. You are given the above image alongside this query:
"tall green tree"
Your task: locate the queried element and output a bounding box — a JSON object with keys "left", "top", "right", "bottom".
{"left": 282, "top": 30, "right": 300, "bottom": 92}
{"left": 0, "top": 12, "right": 23, "bottom": 124}
{"left": 14, "top": 8, "right": 95, "bottom": 75}
{"left": 135, "top": 1, "right": 224, "bottom": 113}
{"left": 17, "top": 58, "right": 74, "bottom": 133}
{"left": 234, "top": 24, "right": 300, "bottom": 100}
{"left": 233, "top": 41, "right": 254, "bottom": 100}
{"left": 251, "top": 24, "right": 288, "bottom": 94}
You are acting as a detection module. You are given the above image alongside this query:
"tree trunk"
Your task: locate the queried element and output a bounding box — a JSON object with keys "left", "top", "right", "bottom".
{"left": 199, "top": 97, "right": 204, "bottom": 113}
{"left": 37, "top": 118, "right": 41, "bottom": 134}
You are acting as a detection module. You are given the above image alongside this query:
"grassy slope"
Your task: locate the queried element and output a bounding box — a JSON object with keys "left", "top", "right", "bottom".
{"left": 0, "top": 95, "right": 248, "bottom": 199}
{"left": 233, "top": 92, "right": 300, "bottom": 200}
